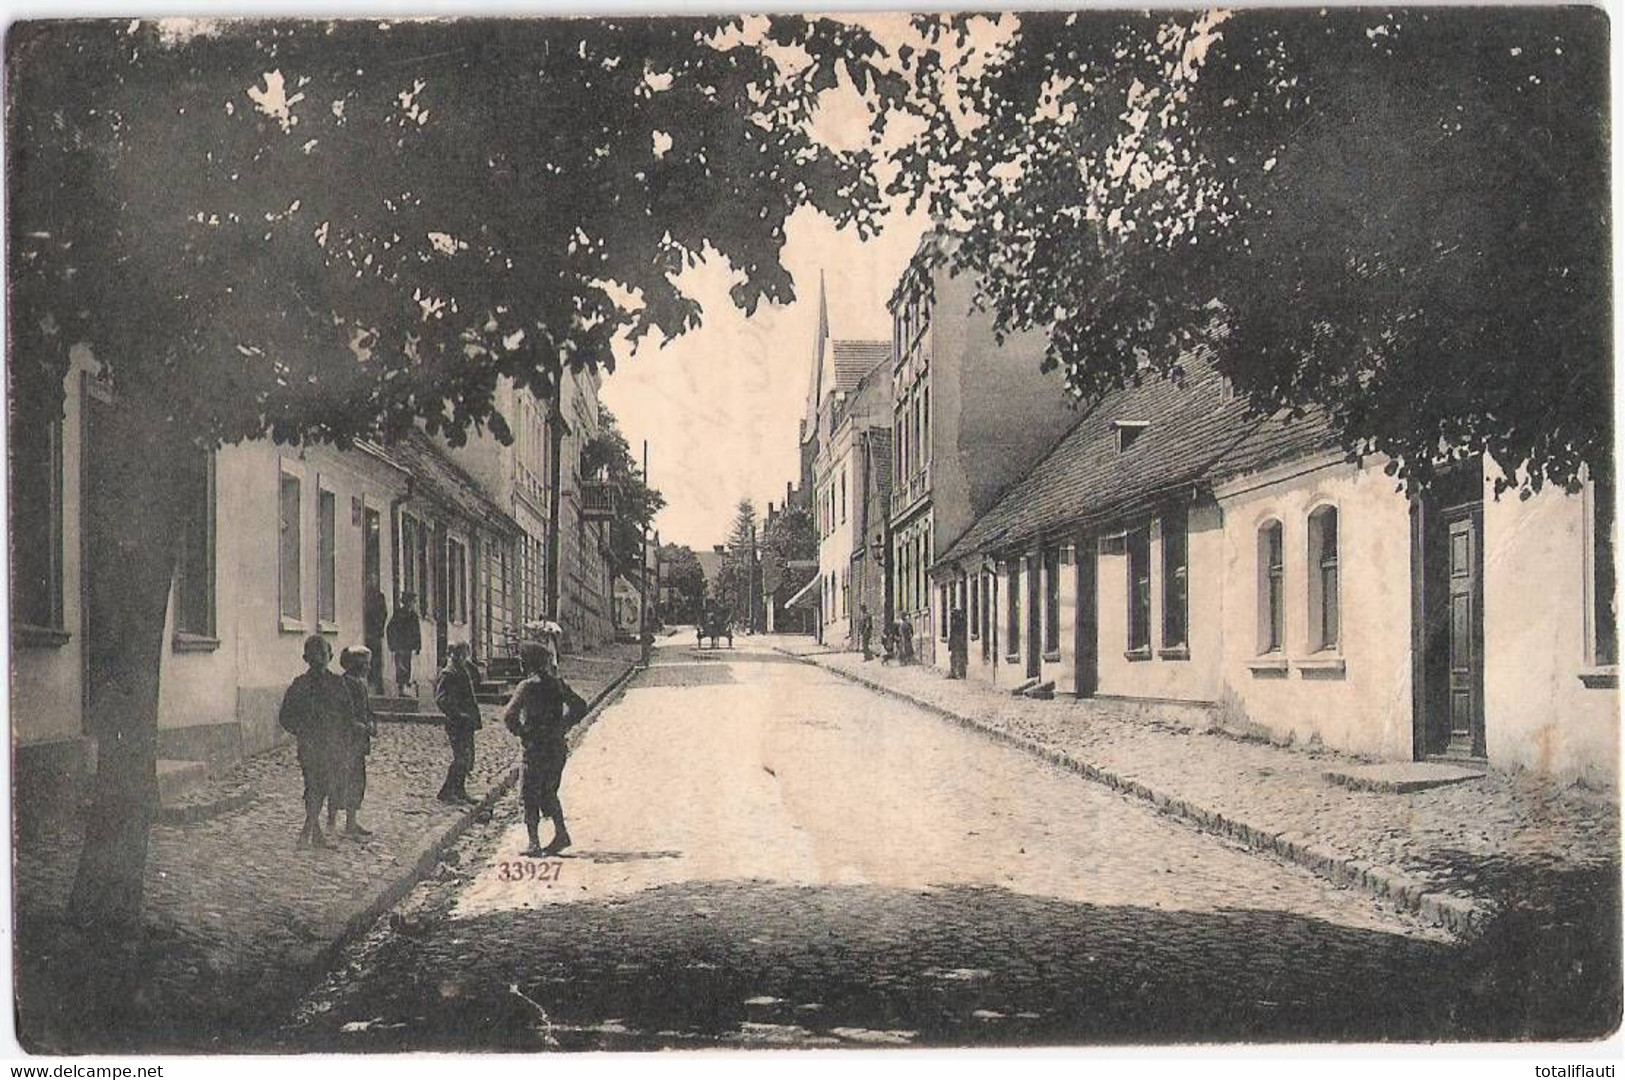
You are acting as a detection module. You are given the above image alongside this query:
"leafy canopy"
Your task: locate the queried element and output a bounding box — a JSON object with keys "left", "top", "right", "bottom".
{"left": 890, "top": 8, "right": 1610, "bottom": 493}
{"left": 9, "top": 16, "right": 910, "bottom": 449}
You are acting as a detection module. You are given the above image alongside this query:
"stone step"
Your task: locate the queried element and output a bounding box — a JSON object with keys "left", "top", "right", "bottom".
{"left": 156, "top": 759, "right": 210, "bottom": 806}
{"left": 1323, "top": 762, "right": 1487, "bottom": 794}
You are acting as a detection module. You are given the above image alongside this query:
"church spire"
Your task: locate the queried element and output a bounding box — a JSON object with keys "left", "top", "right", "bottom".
{"left": 801, "top": 270, "right": 829, "bottom": 448}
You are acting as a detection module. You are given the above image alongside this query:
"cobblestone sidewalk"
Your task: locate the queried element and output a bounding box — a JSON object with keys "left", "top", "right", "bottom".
{"left": 14, "top": 645, "right": 641, "bottom": 1053}
{"left": 773, "top": 639, "right": 1620, "bottom": 1030}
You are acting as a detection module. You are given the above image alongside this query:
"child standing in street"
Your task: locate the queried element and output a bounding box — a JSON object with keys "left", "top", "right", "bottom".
{"left": 500, "top": 641, "right": 590, "bottom": 857}
{"left": 327, "top": 645, "right": 377, "bottom": 838}
{"left": 278, "top": 635, "right": 350, "bottom": 850}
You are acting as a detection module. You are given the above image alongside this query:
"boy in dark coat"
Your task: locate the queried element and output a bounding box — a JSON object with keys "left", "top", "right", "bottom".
{"left": 326, "top": 645, "right": 377, "bottom": 837}
{"left": 386, "top": 592, "right": 422, "bottom": 694}
{"left": 278, "top": 635, "right": 350, "bottom": 850}
{"left": 501, "top": 641, "right": 589, "bottom": 857}
{"left": 434, "top": 641, "right": 482, "bottom": 804}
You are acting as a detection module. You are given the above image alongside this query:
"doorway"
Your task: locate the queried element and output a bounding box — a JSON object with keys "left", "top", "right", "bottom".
{"left": 1074, "top": 536, "right": 1098, "bottom": 697}
{"left": 1412, "top": 466, "right": 1486, "bottom": 759}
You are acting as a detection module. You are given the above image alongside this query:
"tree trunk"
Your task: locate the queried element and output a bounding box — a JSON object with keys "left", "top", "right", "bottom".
{"left": 66, "top": 398, "right": 188, "bottom": 933}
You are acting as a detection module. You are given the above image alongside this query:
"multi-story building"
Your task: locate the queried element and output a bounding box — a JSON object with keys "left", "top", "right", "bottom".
{"left": 812, "top": 353, "right": 891, "bottom": 647}
{"left": 887, "top": 237, "right": 1080, "bottom": 666}
{"left": 9, "top": 348, "right": 516, "bottom": 827}
{"left": 557, "top": 365, "right": 616, "bottom": 651}
{"left": 440, "top": 376, "right": 553, "bottom": 655}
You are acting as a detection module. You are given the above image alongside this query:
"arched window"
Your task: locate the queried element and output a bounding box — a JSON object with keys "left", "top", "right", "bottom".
{"left": 1308, "top": 506, "right": 1340, "bottom": 652}
{"left": 1258, "top": 520, "right": 1284, "bottom": 654}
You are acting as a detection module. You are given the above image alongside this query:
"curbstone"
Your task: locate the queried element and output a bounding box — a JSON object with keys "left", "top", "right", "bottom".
{"left": 778, "top": 646, "right": 1493, "bottom": 936}
{"left": 298, "top": 658, "right": 643, "bottom": 1000}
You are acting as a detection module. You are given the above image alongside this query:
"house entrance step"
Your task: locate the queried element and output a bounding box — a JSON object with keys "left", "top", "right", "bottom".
{"left": 1322, "top": 762, "right": 1487, "bottom": 794}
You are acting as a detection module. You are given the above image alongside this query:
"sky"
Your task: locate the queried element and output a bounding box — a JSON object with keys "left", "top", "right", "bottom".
{"left": 600, "top": 203, "right": 930, "bottom": 552}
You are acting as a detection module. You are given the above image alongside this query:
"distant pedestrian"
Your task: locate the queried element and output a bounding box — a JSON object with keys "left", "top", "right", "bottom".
{"left": 501, "top": 640, "right": 590, "bottom": 857}
{"left": 327, "top": 645, "right": 377, "bottom": 838}
{"left": 364, "top": 588, "right": 389, "bottom": 694}
{"left": 898, "top": 614, "right": 915, "bottom": 665}
{"left": 434, "top": 641, "right": 482, "bottom": 805}
{"left": 880, "top": 620, "right": 897, "bottom": 665}
{"left": 859, "top": 605, "right": 874, "bottom": 661}
{"left": 278, "top": 635, "right": 350, "bottom": 850}
{"left": 949, "top": 605, "right": 968, "bottom": 679}
{"left": 386, "top": 592, "right": 422, "bottom": 694}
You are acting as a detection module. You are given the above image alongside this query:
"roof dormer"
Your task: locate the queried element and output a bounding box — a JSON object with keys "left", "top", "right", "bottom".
{"left": 1112, "top": 420, "right": 1149, "bottom": 453}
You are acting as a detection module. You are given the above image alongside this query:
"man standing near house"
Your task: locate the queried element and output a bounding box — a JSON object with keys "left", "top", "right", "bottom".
{"left": 364, "top": 587, "right": 389, "bottom": 694}
{"left": 386, "top": 591, "right": 421, "bottom": 695}
{"left": 434, "top": 641, "right": 482, "bottom": 805}
{"left": 278, "top": 635, "right": 350, "bottom": 850}
{"left": 859, "top": 605, "right": 874, "bottom": 661}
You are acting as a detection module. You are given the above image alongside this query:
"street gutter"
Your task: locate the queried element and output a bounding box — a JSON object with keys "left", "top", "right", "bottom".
{"left": 292, "top": 658, "right": 647, "bottom": 1014}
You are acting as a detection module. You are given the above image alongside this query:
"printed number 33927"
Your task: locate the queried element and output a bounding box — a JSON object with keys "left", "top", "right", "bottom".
{"left": 498, "top": 860, "right": 562, "bottom": 882}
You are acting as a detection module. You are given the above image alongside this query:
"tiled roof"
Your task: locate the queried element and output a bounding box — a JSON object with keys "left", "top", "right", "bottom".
{"left": 939, "top": 351, "right": 1338, "bottom": 563}
{"left": 832, "top": 340, "right": 892, "bottom": 394}
{"left": 383, "top": 429, "right": 521, "bottom": 536}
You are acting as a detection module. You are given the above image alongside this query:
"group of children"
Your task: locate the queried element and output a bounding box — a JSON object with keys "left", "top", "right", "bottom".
{"left": 277, "top": 635, "right": 379, "bottom": 849}
{"left": 277, "top": 627, "right": 592, "bottom": 857}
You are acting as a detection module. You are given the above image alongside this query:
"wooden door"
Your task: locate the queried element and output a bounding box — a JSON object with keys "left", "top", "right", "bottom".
{"left": 1445, "top": 511, "right": 1486, "bottom": 756}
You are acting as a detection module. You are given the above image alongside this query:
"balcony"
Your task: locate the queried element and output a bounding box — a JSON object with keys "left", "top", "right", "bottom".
{"left": 581, "top": 478, "right": 618, "bottom": 522}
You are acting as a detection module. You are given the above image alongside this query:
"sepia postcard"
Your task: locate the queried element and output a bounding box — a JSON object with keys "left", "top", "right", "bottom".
{"left": 3, "top": 6, "right": 1619, "bottom": 1062}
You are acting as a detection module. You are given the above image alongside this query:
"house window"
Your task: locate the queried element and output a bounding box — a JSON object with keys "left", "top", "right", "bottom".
{"left": 12, "top": 409, "right": 64, "bottom": 635}
{"left": 969, "top": 574, "right": 980, "bottom": 641}
{"left": 840, "top": 469, "right": 847, "bottom": 524}
{"left": 417, "top": 521, "right": 432, "bottom": 618}
{"left": 1043, "top": 545, "right": 1061, "bottom": 654}
{"left": 940, "top": 582, "right": 950, "bottom": 640}
{"left": 1308, "top": 506, "right": 1339, "bottom": 652}
{"left": 1162, "top": 508, "right": 1188, "bottom": 651}
{"left": 401, "top": 514, "right": 420, "bottom": 602}
{"left": 1593, "top": 476, "right": 1617, "bottom": 666}
{"left": 1126, "top": 525, "right": 1151, "bottom": 654}
{"left": 1006, "top": 559, "right": 1021, "bottom": 656}
{"left": 317, "top": 488, "right": 338, "bottom": 626}
{"left": 922, "top": 386, "right": 930, "bottom": 465}
{"left": 175, "top": 451, "right": 216, "bottom": 638}
{"left": 279, "top": 470, "right": 302, "bottom": 623}
{"left": 982, "top": 571, "right": 994, "bottom": 660}
{"left": 448, "top": 537, "right": 468, "bottom": 624}
{"left": 1259, "top": 520, "right": 1285, "bottom": 653}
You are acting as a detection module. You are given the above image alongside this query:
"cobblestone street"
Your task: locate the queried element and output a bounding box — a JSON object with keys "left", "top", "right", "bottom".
{"left": 280, "top": 636, "right": 1551, "bottom": 1051}
{"left": 14, "top": 646, "right": 640, "bottom": 1053}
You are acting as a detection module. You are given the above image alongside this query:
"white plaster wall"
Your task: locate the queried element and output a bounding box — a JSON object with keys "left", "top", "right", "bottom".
{"left": 1216, "top": 461, "right": 1414, "bottom": 758}
{"left": 1482, "top": 478, "right": 1619, "bottom": 785}
{"left": 1092, "top": 506, "right": 1225, "bottom": 702}
{"left": 11, "top": 355, "right": 92, "bottom": 747}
